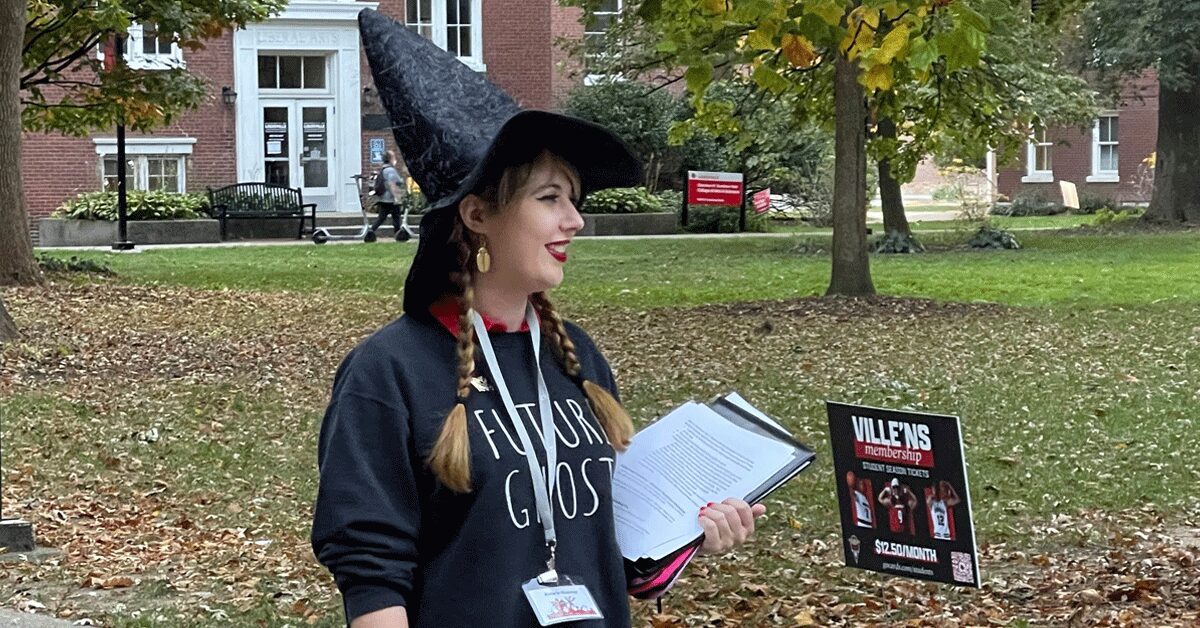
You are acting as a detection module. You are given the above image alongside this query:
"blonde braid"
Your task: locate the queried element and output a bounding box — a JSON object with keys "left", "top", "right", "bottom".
{"left": 427, "top": 222, "right": 477, "bottom": 493}
{"left": 530, "top": 292, "right": 634, "bottom": 451}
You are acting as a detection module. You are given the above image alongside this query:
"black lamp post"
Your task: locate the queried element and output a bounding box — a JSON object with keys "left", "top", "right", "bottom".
{"left": 112, "top": 31, "right": 134, "bottom": 252}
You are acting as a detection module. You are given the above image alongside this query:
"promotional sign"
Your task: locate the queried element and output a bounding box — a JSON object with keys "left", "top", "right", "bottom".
{"left": 686, "top": 171, "right": 744, "bottom": 206}
{"left": 752, "top": 188, "right": 771, "bottom": 214}
{"left": 827, "top": 402, "right": 979, "bottom": 587}
{"left": 369, "top": 138, "right": 386, "bottom": 164}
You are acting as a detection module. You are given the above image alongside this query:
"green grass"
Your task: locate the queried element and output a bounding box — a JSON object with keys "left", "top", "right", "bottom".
{"left": 11, "top": 228, "right": 1200, "bottom": 625}
{"left": 41, "top": 230, "right": 1200, "bottom": 309}
{"left": 769, "top": 212, "right": 1101, "bottom": 233}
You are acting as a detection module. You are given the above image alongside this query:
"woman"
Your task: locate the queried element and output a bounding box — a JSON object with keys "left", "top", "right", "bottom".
{"left": 312, "top": 11, "right": 765, "bottom": 627}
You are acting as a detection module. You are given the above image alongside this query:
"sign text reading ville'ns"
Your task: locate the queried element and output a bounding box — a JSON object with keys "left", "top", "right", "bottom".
{"left": 852, "top": 415, "right": 934, "bottom": 468}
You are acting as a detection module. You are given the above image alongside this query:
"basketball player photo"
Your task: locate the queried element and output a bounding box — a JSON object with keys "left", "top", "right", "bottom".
{"left": 925, "top": 480, "right": 962, "bottom": 542}
{"left": 878, "top": 478, "right": 918, "bottom": 536}
{"left": 845, "top": 471, "right": 875, "bottom": 529}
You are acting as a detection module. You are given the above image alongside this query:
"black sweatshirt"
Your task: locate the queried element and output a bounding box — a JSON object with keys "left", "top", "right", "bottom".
{"left": 311, "top": 313, "right": 632, "bottom": 627}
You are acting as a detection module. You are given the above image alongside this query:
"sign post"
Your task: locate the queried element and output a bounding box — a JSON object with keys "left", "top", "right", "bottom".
{"left": 826, "top": 402, "right": 980, "bottom": 588}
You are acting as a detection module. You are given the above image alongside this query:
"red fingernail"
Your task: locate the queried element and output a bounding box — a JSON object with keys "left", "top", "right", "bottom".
{"left": 707, "top": 502, "right": 714, "bottom": 506}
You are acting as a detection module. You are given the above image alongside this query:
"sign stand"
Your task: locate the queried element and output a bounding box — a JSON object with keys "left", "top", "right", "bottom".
{"left": 738, "top": 193, "right": 747, "bottom": 232}
{"left": 680, "top": 181, "right": 689, "bottom": 227}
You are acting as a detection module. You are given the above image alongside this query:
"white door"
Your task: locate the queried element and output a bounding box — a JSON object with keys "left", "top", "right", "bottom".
{"left": 261, "top": 100, "right": 335, "bottom": 207}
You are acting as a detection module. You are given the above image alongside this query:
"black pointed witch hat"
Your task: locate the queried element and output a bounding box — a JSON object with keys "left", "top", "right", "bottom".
{"left": 358, "top": 9, "right": 643, "bottom": 315}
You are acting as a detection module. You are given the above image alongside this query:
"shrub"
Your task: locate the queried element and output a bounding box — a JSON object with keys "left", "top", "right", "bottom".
{"left": 1094, "top": 207, "right": 1141, "bottom": 227}
{"left": 565, "top": 82, "right": 673, "bottom": 190}
{"left": 683, "top": 205, "right": 768, "bottom": 233}
{"left": 871, "top": 231, "right": 925, "bottom": 254}
{"left": 654, "top": 189, "right": 683, "bottom": 214}
{"left": 994, "top": 190, "right": 1064, "bottom": 217}
{"left": 930, "top": 185, "right": 958, "bottom": 202}
{"left": 1073, "top": 191, "right": 1118, "bottom": 215}
{"left": 37, "top": 254, "right": 114, "bottom": 275}
{"left": 581, "top": 187, "right": 663, "bottom": 214}
{"left": 395, "top": 190, "right": 427, "bottom": 217}
{"left": 967, "top": 226, "right": 1021, "bottom": 249}
{"left": 53, "top": 190, "right": 209, "bottom": 221}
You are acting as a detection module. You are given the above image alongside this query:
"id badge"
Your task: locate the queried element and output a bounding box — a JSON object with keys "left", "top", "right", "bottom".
{"left": 521, "top": 574, "right": 604, "bottom": 625}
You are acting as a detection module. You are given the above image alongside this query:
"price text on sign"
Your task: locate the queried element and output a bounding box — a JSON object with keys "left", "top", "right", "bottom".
{"left": 687, "top": 171, "right": 744, "bottom": 206}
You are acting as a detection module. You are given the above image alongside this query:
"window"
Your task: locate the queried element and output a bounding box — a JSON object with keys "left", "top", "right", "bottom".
{"left": 102, "top": 155, "right": 185, "bottom": 192}
{"left": 94, "top": 138, "right": 194, "bottom": 193}
{"left": 406, "top": 0, "right": 434, "bottom": 40}
{"left": 97, "top": 23, "right": 185, "bottom": 69}
{"left": 584, "top": 0, "right": 623, "bottom": 62}
{"left": 446, "top": 0, "right": 472, "bottom": 57}
{"left": 1023, "top": 128, "right": 1053, "bottom": 183}
{"left": 258, "top": 55, "right": 327, "bottom": 90}
{"left": 1088, "top": 114, "right": 1119, "bottom": 182}
{"left": 404, "top": 0, "right": 484, "bottom": 71}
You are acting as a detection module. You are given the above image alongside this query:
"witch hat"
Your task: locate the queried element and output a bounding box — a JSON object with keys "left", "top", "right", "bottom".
{"left": 358, "top": 9, "right": 643, "bottom": 315}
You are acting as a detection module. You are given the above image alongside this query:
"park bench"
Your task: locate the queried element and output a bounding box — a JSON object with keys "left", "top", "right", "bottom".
{"left": 207, "top": 182, "right": 317, "bottom": 240}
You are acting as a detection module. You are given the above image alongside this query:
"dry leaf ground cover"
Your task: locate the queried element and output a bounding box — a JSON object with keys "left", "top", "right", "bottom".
{"left": 1, "top": 231, "right": 1198, "bottom": 626}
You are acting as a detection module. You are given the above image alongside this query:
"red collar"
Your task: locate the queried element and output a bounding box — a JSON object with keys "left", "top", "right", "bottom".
{"left": 429, "top": 295, "right": 534, "bottom": 335}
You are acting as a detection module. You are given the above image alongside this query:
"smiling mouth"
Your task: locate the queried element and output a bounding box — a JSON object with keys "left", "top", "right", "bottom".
{"left": 546, "top": 242, "right": 569, "bottom": 262}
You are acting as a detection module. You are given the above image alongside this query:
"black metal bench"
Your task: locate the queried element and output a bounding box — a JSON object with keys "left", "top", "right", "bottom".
{"left": 207, "top": 182, "right": 317, "bottom": 240}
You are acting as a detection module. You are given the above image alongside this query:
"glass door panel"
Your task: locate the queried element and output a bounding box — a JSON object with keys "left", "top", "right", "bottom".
{"left": 301, "top": 106, "right": 329, "bottom": 190}
{"left": 263, "top": 106, "right": 290, "bottom": 186}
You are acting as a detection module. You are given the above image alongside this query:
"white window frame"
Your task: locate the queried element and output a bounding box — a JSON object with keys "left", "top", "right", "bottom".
{"left": 96, "top": 23, "right": 186, "bottom": 70}
{"left": 1087, "top": 113, "right": 1120, "bottom": 183}
{"left": 256, "top": 54, "right": 332, "bottom": 94}
{"left": 93, "top": 137, "right": 194, "bottom": 193}
{"left": 405, "top": 0, "right": 485, "bottom": 72}
{"left": 583, "top": 0, "right": 624, "bottom": 84}
{"left": 1022, "top": 129, "right": 1053, "bottom": 183}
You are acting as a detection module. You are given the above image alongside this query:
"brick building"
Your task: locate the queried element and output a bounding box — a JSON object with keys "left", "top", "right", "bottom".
{"left": 21, "top": 0, "right": 599, "bottom": 243}
{"left": 995, "top": 73, "right": 1159, "bottom": 205}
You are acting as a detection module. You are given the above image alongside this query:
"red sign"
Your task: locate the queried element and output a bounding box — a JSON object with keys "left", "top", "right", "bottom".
{"left": 687, "top": 170, "right": 744, "bottom": 206}
{"left": 752, "top": 188, "right": 771, "bottom": 214}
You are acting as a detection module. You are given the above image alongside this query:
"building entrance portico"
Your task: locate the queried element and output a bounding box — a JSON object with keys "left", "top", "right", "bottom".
{"left": 233, "top": 0, "right": 374, "bottom": 212}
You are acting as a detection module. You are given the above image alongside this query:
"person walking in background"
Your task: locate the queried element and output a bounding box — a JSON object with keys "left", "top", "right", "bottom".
{"left": 370, "top": 149, "right": 408, "bottom": 240}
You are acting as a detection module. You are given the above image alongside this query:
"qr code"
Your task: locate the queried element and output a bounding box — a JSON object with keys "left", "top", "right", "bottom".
{"left": 951, "top": 551, "right": 974, "bottom": 583}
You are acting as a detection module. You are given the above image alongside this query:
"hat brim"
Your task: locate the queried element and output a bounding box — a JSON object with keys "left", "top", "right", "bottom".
{"left": 429, "top": 109, "right": 644, "bottom": 212}
{"left": 402, "top": 110, "right": 643, "bottom": 315}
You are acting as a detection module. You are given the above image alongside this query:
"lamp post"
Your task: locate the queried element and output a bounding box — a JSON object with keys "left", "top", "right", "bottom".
{"left": 111, "top": 31, "right": 134, "bottom": 251}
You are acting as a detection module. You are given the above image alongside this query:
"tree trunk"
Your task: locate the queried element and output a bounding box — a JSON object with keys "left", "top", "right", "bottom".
{"left": 826, "top": 53, "right": 875, "bottom": 296}
{"left": 0, "top": 0, "right": 41, "bottom": 288}
{"left": 1145, "top": 70, "right": 1200, "bottom": 223}
{"left": 0, "top": 298, "right": 16, "bottom": 343}
{"left": 876, "top": 118, "right": 910, "bottom": 236}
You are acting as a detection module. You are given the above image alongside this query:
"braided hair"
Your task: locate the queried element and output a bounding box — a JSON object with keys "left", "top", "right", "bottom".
{"left": 426, "top": 153, "right": 634, "bottom": 493}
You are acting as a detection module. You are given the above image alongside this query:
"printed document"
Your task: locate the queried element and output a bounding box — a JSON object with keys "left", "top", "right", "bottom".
{"left": 612, "top": 401, "right": 795, "bottom": 560}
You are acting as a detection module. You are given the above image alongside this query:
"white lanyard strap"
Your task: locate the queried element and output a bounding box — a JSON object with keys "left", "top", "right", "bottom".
{"left": 471, "top": 305, "right": 559, "bottom": 571}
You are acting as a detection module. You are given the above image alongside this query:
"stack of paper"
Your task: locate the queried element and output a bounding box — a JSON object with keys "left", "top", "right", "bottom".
{"left": 612, "top": 394, "right": 814, "bottom": 560}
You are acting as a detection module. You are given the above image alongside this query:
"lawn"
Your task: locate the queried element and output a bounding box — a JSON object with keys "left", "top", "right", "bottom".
{"left": 3, "top": 228, "right": 1199, "bottom": 626}
{"left": 770, "top": 212, "right": 1102, "bottom": 234}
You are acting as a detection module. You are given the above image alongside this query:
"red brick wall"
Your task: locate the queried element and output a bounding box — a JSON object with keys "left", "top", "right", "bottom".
{"left": 550, "top": 4, "right": 586, "bottom": 107}
{"left": 24, "top": 1, "right": 586, "bottom": 243}
{"left": 21, "top": 32, "right": 237, "bottom": 242}
{"left": 484, "top": 0, "right": 554, "bottom": 109}
{"left": 997, "top": 72, "right": 1159, "bottom": 204}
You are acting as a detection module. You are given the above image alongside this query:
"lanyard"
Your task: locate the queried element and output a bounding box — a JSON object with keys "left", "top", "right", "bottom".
{"left": 471, "top": 304, "right": 561, "bottom": 582}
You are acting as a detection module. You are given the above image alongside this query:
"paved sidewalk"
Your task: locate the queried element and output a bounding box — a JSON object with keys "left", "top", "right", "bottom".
{"left": 0, "top": 609, "right": 78, "bottom": 626}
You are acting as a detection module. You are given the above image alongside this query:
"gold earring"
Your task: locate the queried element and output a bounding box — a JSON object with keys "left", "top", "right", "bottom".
{"left": 475, "top": 239, "right": 492, "bottom": 273}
